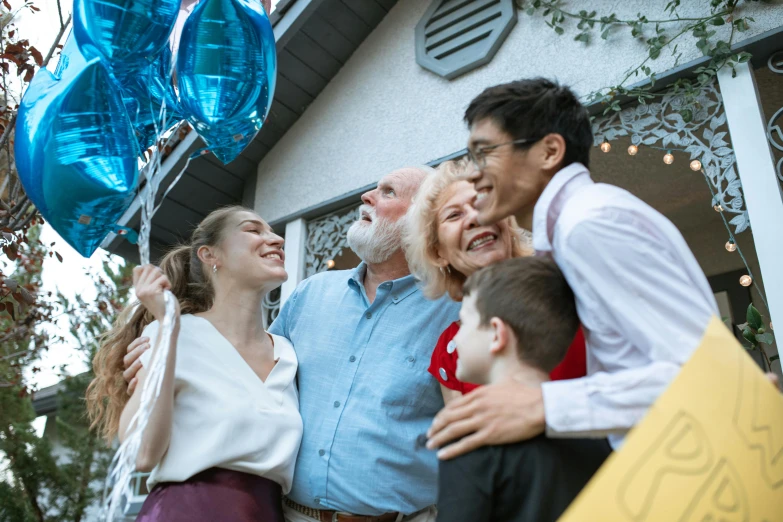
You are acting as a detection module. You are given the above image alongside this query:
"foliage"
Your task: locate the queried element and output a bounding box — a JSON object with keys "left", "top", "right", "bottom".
{"left": 737, "top": 303, "right": 778, "bottom": 371}
{"left": 0, "top": 1, "right": 71, "bottom": 390}
{"left": 0, "top": 256, "right": 134, "bottom": 522}
{"left": 516, "top": 0, "right": 766, "bottom": 118}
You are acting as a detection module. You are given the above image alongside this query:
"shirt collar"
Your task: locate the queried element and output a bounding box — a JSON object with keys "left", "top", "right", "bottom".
{"left": 348, "top": 262, "right": 419, "bottom": 303}
{"left": 532, "top": 162, "right": 592, "bottom": 252}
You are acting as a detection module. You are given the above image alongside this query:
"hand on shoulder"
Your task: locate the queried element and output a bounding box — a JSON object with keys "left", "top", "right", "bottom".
{"left": 426, "top": 379, "right": 546, "bottom": 460}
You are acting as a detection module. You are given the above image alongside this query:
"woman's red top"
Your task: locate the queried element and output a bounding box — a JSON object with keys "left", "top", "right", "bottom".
{"left": 428, "top": 322, "right": 587, "bottom": 394}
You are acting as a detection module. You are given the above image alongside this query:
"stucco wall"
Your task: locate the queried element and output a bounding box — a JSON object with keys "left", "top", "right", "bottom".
{"left": 254, "top": 0, "right": 783, "bottom": 223}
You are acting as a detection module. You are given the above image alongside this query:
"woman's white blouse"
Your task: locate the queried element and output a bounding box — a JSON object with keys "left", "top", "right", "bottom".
{"left": 139, "top": 314, "right": 303, "bottom": 492}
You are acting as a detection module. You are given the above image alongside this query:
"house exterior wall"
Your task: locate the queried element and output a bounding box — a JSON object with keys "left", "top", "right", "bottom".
{"left": 254, "top": 0, "right": 783, "bottom": 223}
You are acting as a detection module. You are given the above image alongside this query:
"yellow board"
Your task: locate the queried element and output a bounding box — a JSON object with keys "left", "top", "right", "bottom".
{"left": 559, "top": 316, "right": 783, "bottom": 522}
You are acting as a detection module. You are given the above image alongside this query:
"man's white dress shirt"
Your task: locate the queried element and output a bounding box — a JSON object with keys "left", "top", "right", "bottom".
{"left": 535, "top": 163, "right": 718, "bottom": 448}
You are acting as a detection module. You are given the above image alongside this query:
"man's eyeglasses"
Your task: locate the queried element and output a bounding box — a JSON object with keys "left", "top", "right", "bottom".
{"left": 467, "top": 138, "right": 537, "bottom": 170}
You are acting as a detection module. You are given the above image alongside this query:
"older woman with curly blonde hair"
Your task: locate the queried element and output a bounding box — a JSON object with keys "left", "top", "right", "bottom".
{"left": 405, "top": 158, "right": 586, "bottom": 403}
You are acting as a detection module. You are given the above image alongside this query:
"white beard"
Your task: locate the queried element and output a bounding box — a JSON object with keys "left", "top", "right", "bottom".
{"left": 346, "top": 206, "right": 404, "bottom": 264}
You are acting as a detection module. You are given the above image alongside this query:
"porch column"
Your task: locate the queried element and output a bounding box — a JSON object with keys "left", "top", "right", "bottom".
{"left": 718, "top": 62, "right": 783, "bottom": 334}
{"left": 280, "top": 218, "right": 307, "bottom": 306}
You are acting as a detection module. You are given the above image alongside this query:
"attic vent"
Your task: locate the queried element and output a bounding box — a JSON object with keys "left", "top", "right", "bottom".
{"left": 415, "top": 0, "right": 517, "bottom": 80}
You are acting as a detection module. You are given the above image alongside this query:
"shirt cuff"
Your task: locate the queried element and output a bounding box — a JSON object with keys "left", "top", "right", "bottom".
{"left": 541, "top": 378, "right": 591, "bottom": 437}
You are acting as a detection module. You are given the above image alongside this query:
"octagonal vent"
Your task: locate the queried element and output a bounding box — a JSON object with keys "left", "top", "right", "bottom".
{"left": 415, "top": 0, "right": 517, "bottom": 80}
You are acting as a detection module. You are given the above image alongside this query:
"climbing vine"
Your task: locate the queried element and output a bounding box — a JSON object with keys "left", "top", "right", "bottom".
{"left": 516, "top": 0, "right": 766, "bottom": 119}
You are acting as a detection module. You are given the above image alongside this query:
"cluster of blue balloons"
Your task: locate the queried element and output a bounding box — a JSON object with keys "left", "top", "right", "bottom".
{"left": 15, "top": 0, "right": 277, "bottom": 257}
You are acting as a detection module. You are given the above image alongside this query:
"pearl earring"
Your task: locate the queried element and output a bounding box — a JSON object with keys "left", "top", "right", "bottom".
{"left": 212, "top": 264, "right": 217, "bottom": 274}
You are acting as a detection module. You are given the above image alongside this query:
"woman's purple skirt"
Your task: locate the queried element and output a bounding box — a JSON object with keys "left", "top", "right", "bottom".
{"left": 136, "top": 468, "right": 284, "bottom": 522}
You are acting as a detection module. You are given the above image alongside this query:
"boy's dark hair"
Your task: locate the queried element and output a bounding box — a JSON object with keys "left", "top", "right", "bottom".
{"left": 464, "top": 78, "right": 593, "bottom": 168}
{"left": 463, "top": 257, "right": 579, "bottom": 373}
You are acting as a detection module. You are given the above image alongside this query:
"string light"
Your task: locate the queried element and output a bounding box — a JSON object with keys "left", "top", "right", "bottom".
{"left": 663, "top": 151, "right": 674, "bottom": 164}
{"left": 739, "top": 275, "right": 752, "bottom": 287}
{"left": 689, "top": 159, "right": 702, "bottom": 171}
{"left": 600, "top": 140, "right": 611, "bottom": 153}
{"left": 627, "top": 144, "right": 638, "bottom": 155}
{"left": 326, "top": 259, "right": 336, "bottom": 269}
{"left": 725, "top": 239, "right": 737, "bottom": 252}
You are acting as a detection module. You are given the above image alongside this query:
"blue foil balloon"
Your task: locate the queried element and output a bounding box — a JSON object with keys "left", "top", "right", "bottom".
{"left": 177, "top": 0, "right": 276, "bottom": 164}
{"left": 73, "top": 0, "right": 180, "bottom": 69}
{"left": 118, "top": 46, "right": 182, "bottom": 151}
{"left": 15, "top": 35, "right": 139, "bottom": 258}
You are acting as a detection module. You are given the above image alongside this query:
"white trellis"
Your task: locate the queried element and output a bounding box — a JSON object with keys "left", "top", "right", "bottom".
{"left": 592, "top": 82, "right": 748, "bottom": 233}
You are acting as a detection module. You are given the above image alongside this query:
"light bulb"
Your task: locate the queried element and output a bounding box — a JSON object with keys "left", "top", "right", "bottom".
{"left": 725, "top": 240, "right": 736, "bottom": 252}
{"left": 326, "top": 259, "right": 336, "bottom": 269}
{"left": 690, "top": 159, "right": 702, "bottom": 171}
{"left": 600, "top": 141, "right": 611, "bottom": 153}
{"left": 713, "top": 204, "right": 724, "bottom": 213}
{"left": 739, "top": 275, "right": 752, "bottom": 287}
{"left": 627, "top": 144, "right": 638, "bottom": 155}
{"left": 663, "top": 152, "right": 674, "bottom": 164}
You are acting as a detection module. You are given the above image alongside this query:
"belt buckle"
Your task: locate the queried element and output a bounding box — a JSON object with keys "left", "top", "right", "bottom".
{"left": 332, "top": 511, "right": 353, "bottom": 522}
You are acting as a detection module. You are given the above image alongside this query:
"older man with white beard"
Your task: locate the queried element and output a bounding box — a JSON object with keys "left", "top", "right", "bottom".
{"left": 270, "top": 167, "right": 459, "bottom": 522}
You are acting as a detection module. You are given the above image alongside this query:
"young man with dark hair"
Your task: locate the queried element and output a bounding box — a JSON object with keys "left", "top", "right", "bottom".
{"left": 436, "top": 257, "right": 611, "bottom": 522}
{"left": 427, "top": 77, "right": 720, "bottom": 457}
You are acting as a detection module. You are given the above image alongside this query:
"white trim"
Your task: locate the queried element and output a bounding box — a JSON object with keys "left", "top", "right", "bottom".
{"left": 718, "top": 61, "right": 783, "bottom": 333}
{"left": 280, "top": 218, "right": 307, "bottom": 306}
{"left": 273, "top": 0, "right": 326, "bottom": 49}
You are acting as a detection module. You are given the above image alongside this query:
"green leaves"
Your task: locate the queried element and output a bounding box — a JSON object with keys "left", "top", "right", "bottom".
{"left": 736, "top": 304, "right": 778, "bottom": 371}
{"left": 757, "top": 333, "right": 775, "bottom": 346}
{"left": 574, "top": 32, "right": 590, "bottom": 43}
{"left": 733, "top": 17, "right": 751, "bottom": 32}
{"left": 747, "top": 303, "right": 763, "bottom": 330}
{"left": 518, "top": 0, "right": 762, "bottom": 136}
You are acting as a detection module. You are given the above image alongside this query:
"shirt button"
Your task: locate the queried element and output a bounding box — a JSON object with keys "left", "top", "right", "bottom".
{"left": 407, "top": 356, "right": 415, "bottom": 363}
{"left": 349, "top": 355, "right": 356, "bottom": 362}
{"left": 334, "top": 401, "right": 340, "bottom": 408}
{"left": 439, "top": 368, "right": 448, "bottom": 381}
{"left": 314, "top": 497, "right": 320, "bottom": 504}
{"left": 319, "top": 449, "right": 325, "bottom": 456}
{"left": 392, "top": 295, "right": 399, "bottom": 302}
{"left": 447, "top": 340, "right": 457, "bottom": 354}
{"left": 365, "top": 312, "right": 372, "bottom": 319}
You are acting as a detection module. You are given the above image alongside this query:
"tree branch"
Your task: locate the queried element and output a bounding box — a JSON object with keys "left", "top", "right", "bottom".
{"left": 0, "top": 113, "right": 14, "bottom": 151}
{"left": 56, "top": 0, "right": 64, "bottom": 28}
{"left": 42, "top": 13, "right": 71, "bottom": 69}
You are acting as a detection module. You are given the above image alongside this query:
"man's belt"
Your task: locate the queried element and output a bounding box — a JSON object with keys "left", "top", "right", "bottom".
{"left": 284, "top": 497, "right": 402, "bottom": 522}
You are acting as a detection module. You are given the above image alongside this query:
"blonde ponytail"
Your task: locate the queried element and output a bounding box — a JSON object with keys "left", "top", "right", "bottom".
{"left": 86, "top": 205, "right": 248, "bottom": 442}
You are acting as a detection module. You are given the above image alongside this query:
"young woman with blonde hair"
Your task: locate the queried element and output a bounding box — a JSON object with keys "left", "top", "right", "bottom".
{"left": 87, "top": 206, "right": 302, "bottom": 522}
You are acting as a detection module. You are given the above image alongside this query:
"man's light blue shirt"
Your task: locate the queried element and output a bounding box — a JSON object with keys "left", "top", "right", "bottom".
{"left": 269, "top": 263, "right": 459, "bottom": 515}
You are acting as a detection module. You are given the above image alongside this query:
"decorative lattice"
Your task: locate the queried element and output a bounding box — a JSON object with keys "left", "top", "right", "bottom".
{"left": 765, "top": 51, "right": 783, "bottom": 192}
{"left": 593, "top": 82, "right": 748, "bottom": 233}
{"left": 304, "top": 204, "right": 360, "bottom": 278}
{"left": 262, "top": 286, "right": 280, "bottom": 328}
